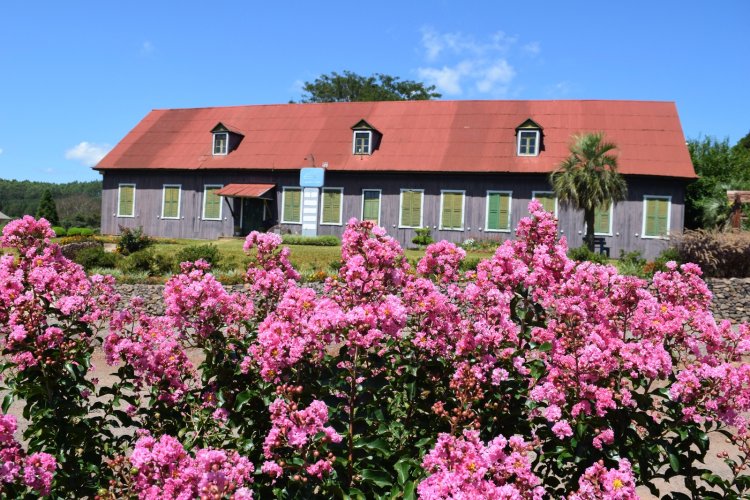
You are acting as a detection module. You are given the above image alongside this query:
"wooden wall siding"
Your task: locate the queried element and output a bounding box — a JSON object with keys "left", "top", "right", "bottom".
{"left": 102, "top": 171, "right": 685, "bottom": 259}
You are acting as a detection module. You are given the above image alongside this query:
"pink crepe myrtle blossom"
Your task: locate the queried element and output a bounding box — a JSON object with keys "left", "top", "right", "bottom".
{"left": 0, "top": 413, "right": 56, "bottom": 495}
{"left": 164, "top": 260, "right": 253, "bottom": 341}
{"left": 417, "top": 240, "right": 466, "bottom": 284}
{"left": 567, "top": 459, "right": 637, "bottom": 500}
{"left": 262, "top": 398, "right": 341, "bottom": 481}
{"left": 243, "top": 231, "right": 300, "bottom": 311}
{"left": 418, "top": 429, "right": 545, "bottom": 499}
{"left": 126, "top": 433, "right": 253, "bottom": 499}
{"left": 104, "top": 304, "right": 195, "bottom": 403}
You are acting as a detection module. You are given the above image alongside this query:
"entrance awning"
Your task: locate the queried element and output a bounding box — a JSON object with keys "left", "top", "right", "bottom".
{"left": 215, "top": 183, "right": 275, "bottom": 199}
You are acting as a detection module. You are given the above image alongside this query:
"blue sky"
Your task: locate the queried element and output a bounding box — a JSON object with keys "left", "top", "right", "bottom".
{"left": 1, "top": 1, "right": 748, "bottom": 183}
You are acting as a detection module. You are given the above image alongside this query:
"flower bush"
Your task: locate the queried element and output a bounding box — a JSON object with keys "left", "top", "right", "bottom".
{"left": 1, "top": 206, "right": 750, "bottom": 498}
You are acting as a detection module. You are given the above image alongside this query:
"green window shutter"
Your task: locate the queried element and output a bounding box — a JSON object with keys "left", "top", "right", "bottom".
{"left": 163, "top": 186, "right": 180, "bottom": 218}
{"left": 488, "top": 193, "right": 511, "bottom": 230}
{"left": 535, "top": 193, "right": 556, "bottom": 214}
{"left": 645, "top": 198, "right": 669, "bottom": 237}
{"left": 442, "top": 192, "right": 463, "bottom": 229}
{"left": 119, "top": 185, "right": 134, "bottom": 216}
{"left": 203, "top": 186, "right": 221, "bottom": 219}
{"left": 401, "top": 190, "right": 422, "bottom": 227}
{"left": 322, "top": 190, "right": 342, "bottom": 224}
{"left": 362, "top": 191, "right": 380, "bottom": 222}
{"left": 284, "top": 189, "right": 301, "bottom": 223}
{"left": 594, "top": 203, "right": 611, "bottom": 234}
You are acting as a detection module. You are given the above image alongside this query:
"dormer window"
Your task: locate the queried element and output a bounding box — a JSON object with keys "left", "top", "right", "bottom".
{"left": 353, "top": 131, "right": 372, "bottom": 155}
{"left": 351, "top": 119, "right": 380, "bottom": 156}
{"left": 515, "top": 119, "right": 543, "bottom": 157}
{"left": 213, "top": 132, "right": 228, "bottom": 155}
{"left": 211, "top": 122, "right": 244, "bottom": 156}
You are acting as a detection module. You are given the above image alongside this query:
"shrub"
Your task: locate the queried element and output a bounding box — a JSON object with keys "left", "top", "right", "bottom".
{"left": 458, "top": 256, "right": 481, "bottom": 272}
{"left": 281, "top": 234, "right": 340, "bottom": 246}
{"left": 73, "top": 246, "right": 121, "bottom": 270}
{"left": 616, "top": 249, "right": 648, "bottom": 277}
{"left": 51, "top": 226, "right": 66, "bottom": 237}
{"left": 175, "top": 244, "right": 221, "bottom": 268}
{"left": 675, "top": 229, "right": 750, "bottom": 277}
{"left": 118, "top": 249, "right": 174, "bottom": 276}
{"left": 66, "top": 227, "right": 94, "bottom": 237}
{"left": 116, "top": 225, "right": 152, "bottom": 255}
{"left": 568, "top": 244, "right": 609, "bottom": 264}
{"left": 411, "top": 227, "right": 434, "bottom": 246}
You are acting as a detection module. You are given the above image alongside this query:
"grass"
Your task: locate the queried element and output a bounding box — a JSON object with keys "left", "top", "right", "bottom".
{"left": 149, "top": 237, "right": 494, "bottom": 275}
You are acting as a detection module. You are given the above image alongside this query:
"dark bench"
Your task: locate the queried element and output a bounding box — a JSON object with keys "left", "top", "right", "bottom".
{"left": 593, "top": 237, "right": 610, "bottom": 258}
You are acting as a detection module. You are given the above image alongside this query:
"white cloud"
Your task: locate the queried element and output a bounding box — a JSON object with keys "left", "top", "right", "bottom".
{"left": 65, "top": 142, "right": 111, "bottom": 167}
{"left": 547, "top": 81, "right": 573, "bottom": 97}
{"left": 0, "top": 148, "right": 3, "bottom": 155}
{"left": 417, "top": 27, "right": 526, "bottom": 96}
{"left": 476, "top": 59, "right": 516, "bottom": 94}
{"left": 522, "top": 41, "right": 541, "bottom": 56}
{"left": 141, "top": 41, "right": 154, "bottom": 55}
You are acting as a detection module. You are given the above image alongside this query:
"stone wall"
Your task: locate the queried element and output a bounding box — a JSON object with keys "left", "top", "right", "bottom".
{"left": 705, "top": 278, "right": 750, "bottom": 324}
{"left": 113, "top": 279, "right": 750, "bottom": 324}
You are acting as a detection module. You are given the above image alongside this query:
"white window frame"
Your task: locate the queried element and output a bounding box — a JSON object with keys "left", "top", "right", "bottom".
{"left": 399, "top": 189, "right": 424, "bottom": 229}
{"left": 320, "top": 187, "right": 344, "bottom": 226}
{"left": 641, "top": 195, "right": 672, "bottom": 239}
{"left": 202, "top": 184, "right": 224, "bottom": 221}
{"left": 213, "top": 132, "right": 229, "bottom": 156}
{"left": 353, "top": 130, "right": 373, "bottom": 155}
{"left": 117, "top": 183, "right": 136, "bottom": 218}
{"left": 281, "top": 186, "right": 302, "bottom": 224}
{"left": 532, "top": 191, "right": 558, "bottom": 216}
{"left": 360, "top": 189, "right": 382, "bottom": 226}
{"left": 485, "top": 190, "right": 512, "bottom": 232}
{"left": 439, "top": 190, "right": 466, "bottom": 231}
{"left": 161, "top": 184, "right": 182, "bottom": 220}
{"left": 517, "top": 129, "right": 540, "bottom": 156}
{"left": 593, "top": 202, "right": 614, "bottom": 236}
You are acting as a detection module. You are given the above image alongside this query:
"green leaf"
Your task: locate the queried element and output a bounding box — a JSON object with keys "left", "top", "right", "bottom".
{"left": 1, "top": 394, "right": 12, "bottom": 413}
{"left": 355, "top": 437, "right": 390, "bottom": 456}
{"left": 361, "top": 468, "right": 392, "bottom": 489}
{"left": 394, "top": 459, "right": 412, "bottom": 485}
{"left": 668, "top": 451, "right": 680, "bottom": 472}
{"left": 538, "top": 342, "right": 553, "bottom": 352}
{"left": 402, "top": 481, "right": 416, "bottom": 500}
{"left": 235, "top": 390, "right": 253, "bottom": 410}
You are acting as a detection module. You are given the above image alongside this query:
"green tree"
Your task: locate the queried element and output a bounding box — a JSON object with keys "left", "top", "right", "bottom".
{"left": 549, "top": 132, "right": 627, "bottom": 252}
{"left": 685, "top": 136, "right": 750, "bottom": 229}
{"left": 737, "top": 130, "right": 750, "bottom": 151}
{"left": 36, "top": 189, "right": 59, "bottom": 226}
{"left": 297, "top": 71, "right": 441, "bottom": 103}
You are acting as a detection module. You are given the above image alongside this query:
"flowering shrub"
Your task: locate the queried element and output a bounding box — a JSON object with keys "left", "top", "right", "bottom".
{"left": 0, "top": 413, "right": 56, "bottom": 496}
{"left": 2, "top": 207, "right": 750, "bottom": 498}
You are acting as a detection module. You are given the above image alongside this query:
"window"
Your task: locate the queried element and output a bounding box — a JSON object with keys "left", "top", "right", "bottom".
{"left": 594, "top": 202, "right": 613, "bottom": 236}
{"left": 642, "top": 196, "right": 671, "bottom": 238}
{"left": 117, "top": 184, "right": 135, "bottom": 217}
{"left": 361, "top": 189, "right": 381, "bottom": 225}
{"left": 203, "top": 185, "right": 223, "bottom": 220}
{"left": 399, "top": 189, "right": 423, "bottom": 228}
{"left": 213, "top": 132, "right": 228, "bottom": 155}
{"left": 281, "top": 187, "right": 302, "bottom": 224}
{"left": 440, "top": 190, "right": 465, "bottom": 230}
{"left": 161, "top": 185, "right": 181, "bottom": 219}
{"left": 517, "top": 130, "right": 540, "bottom": 156}
{"left": 353, "top": 131, "right": 372, "bottom": 155}
{"left": 321, "top": 188, "right": 343, "bottom": 225}
{"left": 532, "top": 191, "right": 557, "bottom": 216}
{"left": 486, "top": 191, "right": 512, "bottom": 232}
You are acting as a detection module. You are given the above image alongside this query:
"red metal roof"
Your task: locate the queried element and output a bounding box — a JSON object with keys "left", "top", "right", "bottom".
{"left": 95, "top": 100, "right": 696, "bottom": 179}
{"left": 215, "top": 183, "right": 275, "bottom": 198}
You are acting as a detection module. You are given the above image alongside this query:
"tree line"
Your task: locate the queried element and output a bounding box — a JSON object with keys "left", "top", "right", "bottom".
{"left": 0, "top": 178, "right": 101, "bottom": 228}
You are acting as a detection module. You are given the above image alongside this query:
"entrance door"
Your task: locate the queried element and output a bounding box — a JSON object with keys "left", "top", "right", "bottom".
{"left": 240, "top": 198, "right": 266, "bottom": 235}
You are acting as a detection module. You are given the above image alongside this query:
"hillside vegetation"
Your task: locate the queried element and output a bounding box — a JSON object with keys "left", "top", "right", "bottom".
{"left": 0, "top": 178, "right": 101, "bottom": 228}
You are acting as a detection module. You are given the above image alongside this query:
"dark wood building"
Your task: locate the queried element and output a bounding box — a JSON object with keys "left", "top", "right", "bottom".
{"left": 95, "top": 100, "right": 696, "bottom": 259}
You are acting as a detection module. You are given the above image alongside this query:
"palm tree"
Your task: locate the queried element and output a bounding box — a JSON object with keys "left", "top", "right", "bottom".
{"left": 549, "top": 132, "right": 627, "bottom": 252}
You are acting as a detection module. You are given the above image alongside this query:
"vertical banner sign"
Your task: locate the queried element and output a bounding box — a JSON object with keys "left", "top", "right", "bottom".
{"left": 300, "top": 168, "right": 325, "bottom": 237}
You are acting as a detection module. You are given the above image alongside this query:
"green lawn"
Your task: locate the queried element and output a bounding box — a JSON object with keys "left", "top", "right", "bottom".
{"left": 150, "top": 237, "right": 494, "bottom": 275}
